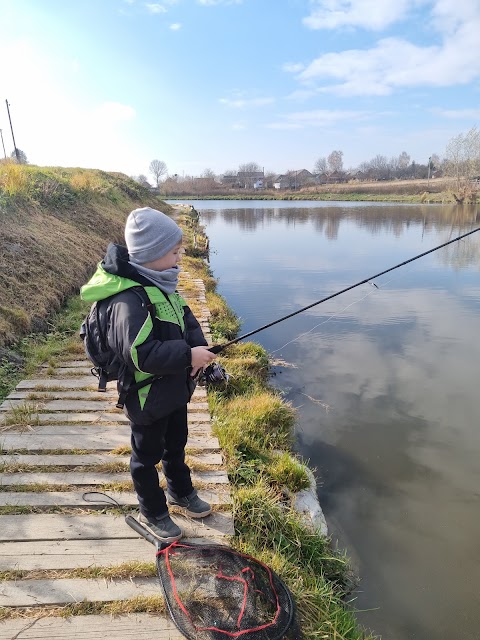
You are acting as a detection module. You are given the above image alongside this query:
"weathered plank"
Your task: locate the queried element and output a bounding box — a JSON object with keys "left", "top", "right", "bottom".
{"left": 15, "top": 378, "right": 208, "bottom": 397}
{"left": 0, "top": 488, "right": 229, "bottom": 508}
{"left": 0, "top": 511, "right": 234, "bottom": 542}
{"left": 0, "top": 451, "right": 223, "bottom": 467}
{"left": 0, "top": 433, "right": 219, "bottom": 452}
{"left": 0, "top": 399, "right": 210, "bottom": 413}
{"left": 16, "top": 378, "right": 104, "bottom": 390}
{"left": 0, "top": 614, "right": 185, "bottom": 639}
{"left": 0, "top": 472, "right": 132, "bottom": 485}
{"left": 5, "top": 390, "right": 117, "bottom": 400}
{"left": 0, "top": 577, "right": 160, "bottom": 607}
{"left": 0, "top": 424, "right": 210, "bottom": 438}
{"left": 0, "top": 469, "right": 228, "bottom": 486}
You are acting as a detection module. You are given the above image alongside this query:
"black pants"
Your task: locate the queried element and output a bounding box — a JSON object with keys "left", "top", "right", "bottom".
{"left": 130, "top": 405, "right": 194, "bottom": 519}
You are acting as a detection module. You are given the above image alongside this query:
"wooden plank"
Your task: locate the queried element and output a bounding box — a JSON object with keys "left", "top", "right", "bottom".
{"left": 1, "top": 400, "right": 209, "bottom": 413}
{"left": 0, "top": 527, "right": 233, "bottom": 570}
{"left": 0, "top": 424, "right": 214, "bottom": 438}
{"left": 0, "top": 539, "right": 155, "bottom": 569}
{"left": 0, "top": 433, "right": 219, "bottom": 452}
{"left": 40, "top": 367, "right": 94, "bottom": 375}
{"left": 0, "top": 614, "right": 185, "bottom": 639}
{"left": 5, "top": 390, "right": 117, "bottom": 400}
{"left": 0, "top": 470, "right": 228, "bottom": 486}
{"left": 0, "top": 511, "right": 234, "bottom": 542}
{"left": 0, "top": 451, "right": 223, "bottom": 467}
{"left": 0, "top": 454, "right": 130, "bottom": 466}
{"left": 0, "top": 488, "right": 229, "bottom": 508}
{"left": 0, "top": 577, "right": 160, "bottom": 607}
{"left": 16, "top": 378, "right": 101, "bottom": 390}
{"left": 16, "top": 378, "right": 208, "bottom": 397}
{"left": 0, "top": 472, "right": 132, "bottom": 485}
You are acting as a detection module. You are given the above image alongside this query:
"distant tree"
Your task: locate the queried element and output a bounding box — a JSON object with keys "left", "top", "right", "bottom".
{"left": 201, "top": 168, "right": 216, "bottom": 179}
{"left": 398, "top": 151, "right": 410, "bottom": 169}
{"left": 444, "top": 127, "right": 480, "bottom": 201}
{"left": 327, "top": 150, "right": 343, "bottom": 173}
{"left": 430, "top": 153, "right": 440, "bottom": 171}
{"left": 10, "top": 148, "right": 28, "bottom": 164}
{"left": 149, "top": 159, "right": 168, "bottom": 188}
{"left": 314, "top": 157, "right": 327, "bottom": 174}
{"left": 370, "top": 154, "right": 389, "bottom": 179}
{"left": 134, "top": 174, "right": 151, "bottom": 187}
{"left": 238, "top": 162, "right": 262, "bottom": 174}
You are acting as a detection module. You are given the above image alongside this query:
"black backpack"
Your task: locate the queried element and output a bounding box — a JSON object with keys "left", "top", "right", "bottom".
{"left": 80, "top": 287, "right": 158, "bottom": 408}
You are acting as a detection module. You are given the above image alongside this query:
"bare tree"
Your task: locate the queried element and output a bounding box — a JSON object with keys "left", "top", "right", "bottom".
{"left": 444, "top": 127, "right": 480, "bottom": 201}
{"left": 327, "top": 150, "right": 343, "bottom": 173}
{"left": 398, "top": 151, "right": 410, "bottom": 169}
{"left": 314, "top": 157, "right": 327, "bottom": 174}
{"left": 134, "top": 174, "right": 151, "bottom": 187}
{"left": 149, "top": 159, "right": 168, "bottom": 188}
{"left": 238, "top": 162, "right": 262, "bottom": 174}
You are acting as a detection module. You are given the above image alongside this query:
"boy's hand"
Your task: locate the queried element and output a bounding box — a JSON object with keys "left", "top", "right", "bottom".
{"left": 190, "top": 346, "right": 216, "bottom": 377}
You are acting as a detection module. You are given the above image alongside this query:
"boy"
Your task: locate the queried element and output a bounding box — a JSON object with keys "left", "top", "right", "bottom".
{"left": 81, "top": 207, "right": 217, "bottom": 543}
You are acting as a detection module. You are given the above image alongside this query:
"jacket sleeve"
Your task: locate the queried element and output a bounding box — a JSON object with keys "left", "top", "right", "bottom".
{"left": 184, "top": 305, "right": 208, "bottom": 348}
{"left": 106, "top": 290, "right": 192, "bottom": 376}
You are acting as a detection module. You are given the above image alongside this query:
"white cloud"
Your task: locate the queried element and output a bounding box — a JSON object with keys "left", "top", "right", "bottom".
{"left": 296, "top": 1, "right": 480, "bottom": 96}
{"left": 303, "top": 0, "right": 418, "bottom": 31}
{"left": 297, "top": 18, "right": 480, "bottom": 96}
{"left": 433, "top": 108, "right": 480, "bottom": 119}
{"left": 232, "top": 121, "right": 247, "bottom": 130}
{"left": 169, "top": 22, "right": 182, "bottom": 29}
{"left": 283, "top": 62, "right": 305, "bottom": 73}
{"left": 219, "top": 96, "right": 274, "bottom": 108}
{"left": 267, "top": 109, "right": 370, "bottom": 129}
{"left": 145, "top": 3, "right": 167, "bottom": 13}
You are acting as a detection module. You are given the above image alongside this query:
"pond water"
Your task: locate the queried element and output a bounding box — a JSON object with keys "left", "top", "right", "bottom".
{"left": 172, "top": 199, "right": 480, "bottom": 640}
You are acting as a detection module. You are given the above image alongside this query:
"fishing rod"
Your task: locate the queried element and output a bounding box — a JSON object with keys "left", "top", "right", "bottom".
{"left": 208, "top": 225, "right": 480, "bottom": 355}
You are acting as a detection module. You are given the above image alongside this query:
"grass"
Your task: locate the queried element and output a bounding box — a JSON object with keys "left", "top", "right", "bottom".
{"left": 0, "top": 595, "right": 166, "bottom": 621}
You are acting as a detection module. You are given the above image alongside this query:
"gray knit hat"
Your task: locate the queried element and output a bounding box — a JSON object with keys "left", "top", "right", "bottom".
{"left": 125, "top": 207, "right": 183, "bottom": 264}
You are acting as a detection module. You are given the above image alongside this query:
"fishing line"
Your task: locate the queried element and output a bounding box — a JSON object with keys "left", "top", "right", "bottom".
{"left": 270, "top": 260, "right": 419, "bottom": 355}
{"left": 209, "top": 226, "right": 480, "bottom": 355}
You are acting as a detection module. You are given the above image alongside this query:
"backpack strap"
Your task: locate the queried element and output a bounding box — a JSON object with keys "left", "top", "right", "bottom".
{"left": 115, "top": 286, "right": 160, "bottom": 409}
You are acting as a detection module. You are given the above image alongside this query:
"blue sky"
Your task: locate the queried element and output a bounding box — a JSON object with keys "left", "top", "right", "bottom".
{"left": 0, "top": 0, "right": 479, "bottom": 179}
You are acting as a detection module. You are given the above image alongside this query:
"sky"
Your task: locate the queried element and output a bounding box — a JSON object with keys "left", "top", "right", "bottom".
{"left": 0, "top": 0, "right": 479, "bottom": 179}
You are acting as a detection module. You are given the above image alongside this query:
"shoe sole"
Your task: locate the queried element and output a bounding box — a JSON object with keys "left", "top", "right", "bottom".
{"left": 167, "top": 502, "right": 212, "bottom": 518}
{"left": 137, "top": 516, "right": 183, "bottom": 543}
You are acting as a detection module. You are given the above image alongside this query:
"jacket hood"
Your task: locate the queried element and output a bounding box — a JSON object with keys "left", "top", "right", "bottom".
{"left": 81, "top": 243, "right": 153, "bottom": 303}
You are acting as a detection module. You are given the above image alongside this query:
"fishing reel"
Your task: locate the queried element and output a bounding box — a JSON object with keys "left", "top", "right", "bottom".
{"left": 198, "top": 362, "right": 230, "bottom": 388}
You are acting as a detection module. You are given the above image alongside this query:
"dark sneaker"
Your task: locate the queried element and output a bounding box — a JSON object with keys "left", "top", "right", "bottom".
{"left": 167, "top": 489, "right": 212, "bottom": 518}
{"left": 137, "top": 513, "right": 183, "bottom": 543}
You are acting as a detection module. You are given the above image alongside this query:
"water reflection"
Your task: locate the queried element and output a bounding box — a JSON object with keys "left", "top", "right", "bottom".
{"left": 184, "top": 200, "right": 480, "bottom": 640}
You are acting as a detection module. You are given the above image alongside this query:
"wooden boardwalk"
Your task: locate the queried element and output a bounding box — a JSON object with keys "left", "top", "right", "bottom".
{"left": 0, "top": 277, "right": 233, "bottom": 637}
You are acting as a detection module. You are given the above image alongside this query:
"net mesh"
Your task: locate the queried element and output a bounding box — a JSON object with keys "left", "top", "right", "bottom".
{"left": 156, "top": 542, "right": 298, "bottom": 640}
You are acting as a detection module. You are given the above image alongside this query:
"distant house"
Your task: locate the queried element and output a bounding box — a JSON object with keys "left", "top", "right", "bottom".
{"left": 273, "top": 169, "right": 314, "bottom": 189}
{"left": 237, "top": 171, "right": 265, "bottom": 189}
{"left": 274, "top": 175, "right": 291, "bottom": 189}
{"left": 220, "top": 170, "right": 265, "bottom": 189}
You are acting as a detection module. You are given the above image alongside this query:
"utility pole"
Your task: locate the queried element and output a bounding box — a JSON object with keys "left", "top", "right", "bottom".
{"left": 427, "top": 156, "right": 432, "bottom": 187}
{"left": 0, "top": 129, "right": 6, "bottom": 159}
{"left": 5, "top": 99, "right": 20, "bottom": 162}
